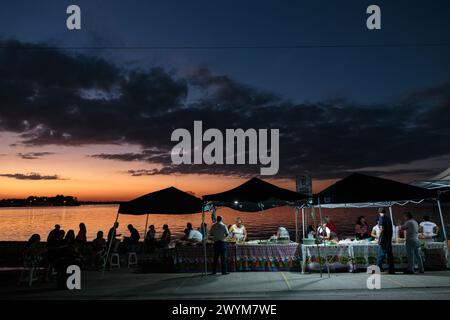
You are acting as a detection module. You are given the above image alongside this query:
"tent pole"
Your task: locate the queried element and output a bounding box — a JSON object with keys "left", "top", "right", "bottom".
{"left": 437, "top": 199, "right": 448, "bottom": 242}
{"left": 202, "top": 205, "right": 207, "bottom": 276}
{"left": 388, "top": 206, "right": 395, "bottom": 239}
{"left": 302, "top": 207, "right": 306, "bottom": 240}
{"left": 317, "top": 198, "right": 330, "bottom": 278}
{"left": 295, "top": 206, "right": 299, "bottom": 243}
{"left": 311, "top": 206, "right": 322, "bottom": 278}
{"left": 103, "top": 210, "right": 120, "bottom": 277}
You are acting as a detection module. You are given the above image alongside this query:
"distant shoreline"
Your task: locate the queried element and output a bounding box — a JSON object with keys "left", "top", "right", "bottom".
{"left": 0, "top": 202, "right": 122, "bottom": 208}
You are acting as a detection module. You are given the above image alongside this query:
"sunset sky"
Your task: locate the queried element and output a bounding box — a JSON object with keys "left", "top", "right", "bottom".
{"left": 0, "top": 0, "right": 449, "bottom": 201}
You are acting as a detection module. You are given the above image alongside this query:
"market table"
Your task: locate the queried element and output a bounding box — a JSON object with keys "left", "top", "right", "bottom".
{"left": 301, "top": 241, "right": 448, "bottom": 272}
{"left": 171, "top": 242, "right": 301, "bottom": 272}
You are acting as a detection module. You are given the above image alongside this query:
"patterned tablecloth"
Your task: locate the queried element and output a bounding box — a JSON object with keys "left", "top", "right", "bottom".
{"left": 172, "top": 243, "right": 301, "bottom": 272}
{"left": 301, "top": 242, "right": 447, "bottom": 272}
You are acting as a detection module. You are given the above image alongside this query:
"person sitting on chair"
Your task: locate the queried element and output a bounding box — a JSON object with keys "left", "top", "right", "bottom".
{"left": 92, "top": 231, "right": 106, "bottom": 269}
{"left": 122, "top": 224, "right": 140, "bottom": 252}
{"left": 145, "top": 225, "right": 156, "bottom": 250}
{"left": 159, "top": 224, "right": 171, "bottom": 248}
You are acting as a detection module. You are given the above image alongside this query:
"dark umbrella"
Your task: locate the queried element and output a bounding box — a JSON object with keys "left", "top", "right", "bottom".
{"left": 119, "top": 186, "right": 203, "bottom": 215}
{"left": 104, "top": 187, "right": 203, "bottom": 274}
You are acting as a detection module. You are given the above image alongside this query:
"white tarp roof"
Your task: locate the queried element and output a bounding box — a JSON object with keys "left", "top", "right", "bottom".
{"left": 411, "top": 167, "right": 450, "bottom": 189}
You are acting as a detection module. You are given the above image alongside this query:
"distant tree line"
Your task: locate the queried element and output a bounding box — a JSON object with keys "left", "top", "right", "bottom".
{"left": 0, "top": 195, "right": 79, "bottom": 207}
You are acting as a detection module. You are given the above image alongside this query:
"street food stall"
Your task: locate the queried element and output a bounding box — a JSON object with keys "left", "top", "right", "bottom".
{"left": 106, "top": 186, "right": 203, "bottom": 269}
{"left": 302, "top": 240, "right": 447, "bottom": 272}
{"left": 301, "top": 173, "right": 448, "bottom": 273}
{"left": 171, "top": 241, "right": 300, "bottom": 272}
{"left": 191, "top": 177, "right": 309, "bottom": 273}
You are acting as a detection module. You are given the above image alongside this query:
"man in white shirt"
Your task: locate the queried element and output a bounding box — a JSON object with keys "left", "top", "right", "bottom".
{"left": 210, "top": 216, "right": 229, "bottom": 275}
{"left": 419, "top": 215, "right": 439, "bottom": 240}
{"left": 371, "top": 217, "right": 381, "bottom": 240}
{"left": 187, "top": 228, "right": 203, "bottom": 242}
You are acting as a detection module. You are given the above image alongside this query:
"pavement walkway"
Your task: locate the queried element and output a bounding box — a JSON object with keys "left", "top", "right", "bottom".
{"left": 2, "top": 269, "right": 450, "bottom": 300}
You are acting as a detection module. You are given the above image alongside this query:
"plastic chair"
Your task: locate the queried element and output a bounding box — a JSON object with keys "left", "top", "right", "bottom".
{"left": 128, "top": 252, "right": 138, "bottom": 268}
{"left": 110, "top": 253, "right": 121, "bottom": 269}
{"left": 18, "top": 254, "right": 40, "bottom": 287}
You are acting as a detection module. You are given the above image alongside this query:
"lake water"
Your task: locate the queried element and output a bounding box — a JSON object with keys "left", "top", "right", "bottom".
{"left": 0, "top": 203, "right": 448, "bottom": 241}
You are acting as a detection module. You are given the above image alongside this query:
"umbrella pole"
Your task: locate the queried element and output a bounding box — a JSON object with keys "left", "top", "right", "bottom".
{"left": 143, "top": 213, "right": 149, "bottom": 252}
{"left": 202, "top": 205, "right": 207, "bottom": 276}
{"left": 295, "top": 206, "right": 299, "bottom": 243}
{"left": 103, "top": 210, "right": 120, "bottom": 277}
{"left": 437, "top": 199, "right": 448, "bottom": 242}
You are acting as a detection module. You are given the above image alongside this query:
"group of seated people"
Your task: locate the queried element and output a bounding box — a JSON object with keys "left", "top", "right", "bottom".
{"left": 178, "top": 217, "right": 292, "bottom": 244}
{"left": 178, "top": 217, "right": 251, "bottom": 243}
{"left": 305, "top": 214, "right": 440, "bottom": 242}
{"left": 22, "top": 221, "right": 175, "bottom": 279}
{"left": 109, "top": 222, "right": 173, "bottom": 252}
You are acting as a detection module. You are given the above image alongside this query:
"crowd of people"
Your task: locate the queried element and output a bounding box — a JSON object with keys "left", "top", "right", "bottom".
{"left": 305, "top": 212, "right": 440, "bottom": 244}
{"left": 21, "top": 221, "right": 176, "bottom": 280}
{"left": 21, "top": 210, "right": 441, "bottom": 279}
{"left": 305, "top": 209, "right": 442, "bottom": 274}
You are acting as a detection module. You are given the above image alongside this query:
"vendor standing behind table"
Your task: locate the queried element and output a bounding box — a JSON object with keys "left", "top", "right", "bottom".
{"left": 317, "top": 223, "right": 331, "bottom": 241}
{"left": 401, "top": 212, "right": 424, "bottom": 274}
{"left": 325, "top": 216, "right": 337, "bottom": 239}
{"left": 376, "top": 208, "right": 395, "bottom": 274}
{"left": 306, "top": 225, "right": 316, "bottom": 239}
{"left": 371, "top": 217, "right": 382, "bottom": 241}
{"left": 419, "top": 215, "right": 439, "bottom": 242}
{"left": 210, "top": 216, "right": 230, "bottom": 275}
{"left": 355, "top": 216, "right": 371, "bottom": 240}
{"left": 229, "top": 217, "right": 247, "bottom": 242}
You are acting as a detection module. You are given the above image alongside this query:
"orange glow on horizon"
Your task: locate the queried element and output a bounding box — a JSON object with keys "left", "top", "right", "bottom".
{"left": 0, "top": 133, "right": 338, "bottom": 201}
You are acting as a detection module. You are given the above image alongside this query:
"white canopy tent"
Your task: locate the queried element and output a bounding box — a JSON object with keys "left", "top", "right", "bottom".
{"left": 315, "top": 173, "right": 446, "bottom": 241}
{"left": 412, "top": 167, "right": 450, "bottom": 190}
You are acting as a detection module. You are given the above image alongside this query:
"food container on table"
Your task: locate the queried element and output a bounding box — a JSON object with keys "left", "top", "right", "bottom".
{"left": 302, "top": 238, "right": 316, "bottom": 245}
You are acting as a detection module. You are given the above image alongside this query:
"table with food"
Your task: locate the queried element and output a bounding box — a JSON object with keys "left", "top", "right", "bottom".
{"left": 170, "top": 226, "right": 301, "bottom": 272}
{"left": 301, "top": 238, "right": 448, "bottom": 272}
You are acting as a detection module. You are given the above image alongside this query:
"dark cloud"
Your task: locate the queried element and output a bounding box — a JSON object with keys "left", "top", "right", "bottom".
{"left": 1, "top": 40, "right": 450, "bottom": 180}
{"left": 0, "top": 172, "right": 63, "bottom": 180}
{"left": 89, "top": 149, "right": 171, "bottom": 163}
{"left": 17, "top": 152, "right": 55, "bottom": 159}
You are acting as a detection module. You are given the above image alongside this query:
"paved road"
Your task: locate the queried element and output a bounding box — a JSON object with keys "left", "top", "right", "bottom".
{"left": 2, "top": 269, "right": 450, "bottom": 299}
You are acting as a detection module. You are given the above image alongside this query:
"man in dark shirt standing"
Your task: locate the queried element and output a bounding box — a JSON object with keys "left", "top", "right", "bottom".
{"left": 210, "top": 216, "right": 230, "bottom": 275}
{"left": 376, "top": 208, "right": 395, "bottom": 274}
